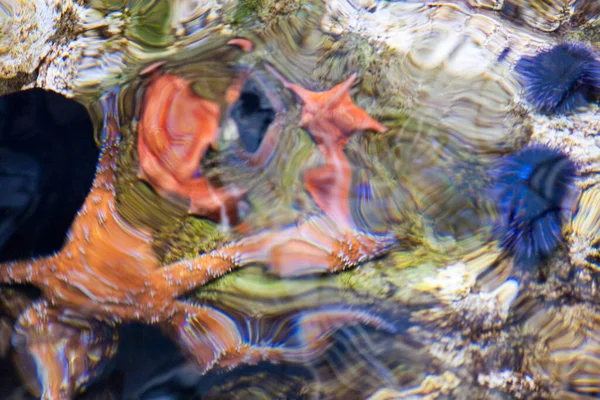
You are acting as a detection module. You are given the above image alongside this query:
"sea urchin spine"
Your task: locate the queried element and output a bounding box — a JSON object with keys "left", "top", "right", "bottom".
{"left": 490, "top": 145, "right": 578, "bottom": 266}
{"left": 515, "top": 42, "right": 600, "bottom": 115}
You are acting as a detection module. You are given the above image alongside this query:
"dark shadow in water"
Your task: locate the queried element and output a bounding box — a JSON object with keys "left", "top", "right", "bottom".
{"left": 0, "top": 89, "right": 98, "bottom": 399}
{"left": 0, "top": 89, "right": 99, "bottom": 261}
{"left": 230, "top": 78, "right": 276, "bottom": 154}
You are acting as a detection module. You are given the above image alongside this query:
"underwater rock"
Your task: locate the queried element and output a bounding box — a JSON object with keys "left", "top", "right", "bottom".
{"left": 0, "top": 0, "right": 226, "bottom": 98}
{"left": 522, "top": 304, "right": 600, "bottom": 399}
{"left": 2, "top": 0, "right": 600, "bottom": 399}
{"left": 570, "top": 183, "right": 600, "bottom": 271}
{"left": 467, "top": 0, "right": 582, "bottom": 32}
{"left": 0, "top": 0, "right": 65, "bottom": 79}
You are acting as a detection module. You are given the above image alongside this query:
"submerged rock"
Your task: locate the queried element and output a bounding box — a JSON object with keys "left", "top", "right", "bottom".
{"left": 1, "top": 1, "right": 600, "bottom": 399}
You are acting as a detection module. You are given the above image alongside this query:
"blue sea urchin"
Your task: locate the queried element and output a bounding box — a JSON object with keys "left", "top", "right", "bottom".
{"left": 515, "top": 43, "right": 600, "bottom": 115}
{"left": 490, "top": 145, "right": 578, "bottom": 265}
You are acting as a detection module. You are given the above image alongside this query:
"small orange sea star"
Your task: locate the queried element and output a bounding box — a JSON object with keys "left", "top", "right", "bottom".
{"left": 217, "top": 65, "right": 397, "bottom": 278}
{"left": 0, "top": 63, "right": 396, "bottom": 399}
{"left": 266, "top": 65, "right": 388, "bottom": 229}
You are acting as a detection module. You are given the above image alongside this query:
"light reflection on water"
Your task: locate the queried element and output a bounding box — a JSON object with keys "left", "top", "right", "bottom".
{"left": 1, "top": 1, "right": 600, "bottom": 399}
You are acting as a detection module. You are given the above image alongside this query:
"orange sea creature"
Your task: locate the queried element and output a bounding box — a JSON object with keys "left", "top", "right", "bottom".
{"left": 137, "top": 73, "right": 245, "bottom": 224}
{"left": 266, "top": 65, "right": 388, "bottom": 228}
{"left": 0, "top": 66, "right": 396, "bottom": 398}
{"left": 219, "top": 65, "right": 397, "bottom": 277}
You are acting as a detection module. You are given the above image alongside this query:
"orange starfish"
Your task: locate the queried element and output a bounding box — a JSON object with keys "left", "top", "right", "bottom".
{"left": 0, "top": 88, "right": 395, "bottom": 398}
{"left": 137, "top": 73, "right": 246, "bottom": 224}
{"left": 266, "top": 66, "right": 388, "bottom": 228}
{"left": 189, "top": 66, "right": 397, "bottom": 278}
{"left": 280, "top": 73, "right": 387, "bottom": 149}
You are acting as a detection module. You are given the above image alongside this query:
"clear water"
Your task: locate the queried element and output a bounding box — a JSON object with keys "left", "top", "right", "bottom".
{"left": 1, "top": 1, "right": 600, "bottom": 399}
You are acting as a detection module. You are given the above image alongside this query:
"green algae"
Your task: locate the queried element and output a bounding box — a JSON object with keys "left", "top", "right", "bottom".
{"left": 126, "top": 0, "right": 174, "bottom": 48}
{"left": 231, "top": 0, "right": 264, "bottom": 26}
{"left": 88, "top": 0, "right": 174, "bottom": 48}
{"left": 227, "top": 0, "right": 312, "bottom": 28}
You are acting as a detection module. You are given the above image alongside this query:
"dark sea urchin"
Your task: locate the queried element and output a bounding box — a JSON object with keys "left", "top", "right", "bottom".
{"left": 490, "top": 146, "right": 578, "bottom": 266}
{"left": 516, "top": 42, "right": 600, "bottom": 115}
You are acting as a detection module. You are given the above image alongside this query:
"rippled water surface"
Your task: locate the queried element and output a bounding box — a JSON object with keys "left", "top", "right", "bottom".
{"left": 1, "top": 1, "right": 600, "bottom": 399}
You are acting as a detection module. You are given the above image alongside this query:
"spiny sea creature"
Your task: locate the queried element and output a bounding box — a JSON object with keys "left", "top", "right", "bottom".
{"left": 0, "top": 57, "right": 397, "bottom": 398}
{"left": 516, "top": 42, "right": 600, "bottom": 115}
{"left": 490, "top": 145, "right": 578, "bottom": 266}
{"left": 137, "top": 72, "right": 247, "bottom": 224}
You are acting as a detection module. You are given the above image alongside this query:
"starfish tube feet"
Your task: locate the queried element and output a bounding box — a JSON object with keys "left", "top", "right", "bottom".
{"left": 268, "top": 230, "right": 396, "bottom": 277}
{"left": 0, "top": 259, "right": 39, "bottom": 286}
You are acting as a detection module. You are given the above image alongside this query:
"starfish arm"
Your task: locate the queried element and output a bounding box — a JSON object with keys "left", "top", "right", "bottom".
{"left": 167, "top": 304, "right": 395, "bottom": 374}
{"left": 275, "top": 307, "right": 396, "bottom": 364}
{"left": 11, "top": 302, "right": 118, "bottom": 400}
{"left": 166, "top": 82, "right": 221, "bottom": 180}
{"left": 166, "top": 304, "right": 244, "bottom": 373}
{"left": 267, "top": 64, "right": 387, "bottom": 140}
{"left": 0, "top": 106, "right": 160, "bottom": 322}
{"left": 155, "top": 254, "right": 238, "bottom": 299}
{"left": 303, "top": 148, "right": 354, "bottom": 227}
{"left": 155, "top": 231, "right": 279, "bottom": 299}
{"left": 0, "top": 258, "right": 49, "bottom": 286}
{"left": 159, "top": 215, "right": 396, "bottom": 291}
{"left": 336, "top": 102, "right": 388, "bottom": 135}
{"left": 137, "top": 75, "right": 179, "bottom": 158}
{"left": 139, "top": 74, "right": 221, "bottom": 184}
{"left": 137, "top": 142, "right": 185, "bottom": 196}
{"left": 325, "top": 73, "right": 358, "bottom": 108}
{"left": 137, "top": 73, "right": 249, "bottom": 224}
{"left": 267, "top": 219, "right": 397, "bottom": 277}
{"left": 224, "top": 71, "right": 250, "bottom": 108}
{"left": 156, "top": 224, "right": 324, "bottom": 298}
{"left": 226, "top": 38, "right": 254, "bottom": 53}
